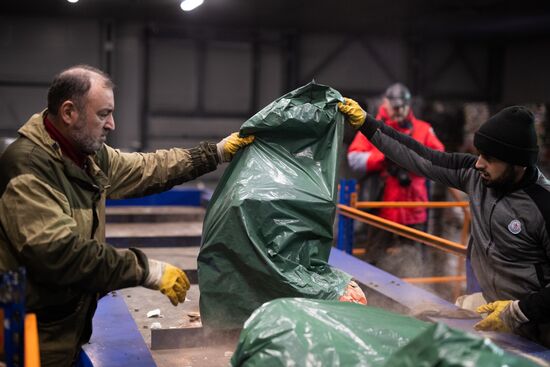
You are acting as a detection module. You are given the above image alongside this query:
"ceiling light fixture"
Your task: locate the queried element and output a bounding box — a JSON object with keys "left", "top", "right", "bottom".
{"left": 67, "top": 0, "right": 79, "bottom": 3}
{"left": 180, "top": 0, "right": 204, "bottom": 12}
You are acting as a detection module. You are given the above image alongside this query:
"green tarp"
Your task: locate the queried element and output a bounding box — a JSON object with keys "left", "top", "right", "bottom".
{"left": 197, "top": 83, "right": 352, "bottom": 329}
{"left": 231, "top": 298, "right": 537, "bottom": 367}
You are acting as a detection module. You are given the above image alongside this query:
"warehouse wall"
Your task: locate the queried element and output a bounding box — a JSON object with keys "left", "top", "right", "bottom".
{"left": 0, "top": 17, "right": 100, "bottom": 133}
{"left": 503, "top": 39, "right": 550, "bottom": 104}
{"left": 1, "top": 15, "right": 549, "bottom": 186}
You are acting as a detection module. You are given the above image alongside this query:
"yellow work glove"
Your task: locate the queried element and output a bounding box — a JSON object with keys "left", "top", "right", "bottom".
{"left": 474, "top": 300, "right": 528, "bottom": 333}
{"left": 337, "top": 97, "right": 367, "bottom": 129}
{"left": 216, "top": 132, "right": 255, "bottom": 163}
{"left": 143, "top": 259, "right": 191, "bottom": 306}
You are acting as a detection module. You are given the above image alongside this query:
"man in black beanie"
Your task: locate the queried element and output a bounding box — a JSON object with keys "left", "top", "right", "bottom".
{"left": 339, "top": 99, "right": 550, "bottom": 347}
{"left": 473, "top": 106, "right": 539, "bottom": 189}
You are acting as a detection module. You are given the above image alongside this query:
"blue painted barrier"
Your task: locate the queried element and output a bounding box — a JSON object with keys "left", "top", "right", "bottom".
{"left": 336, "top": 179, "right": 356, "bottom": 254}
{"left": 0, "top": 268, "right": 26, "bottom": 367}
{"left": 83, "top": 293, "right": 156, "bottom": 367}
{"left": 107, "top": 187, "right": 202, "bottom": 207}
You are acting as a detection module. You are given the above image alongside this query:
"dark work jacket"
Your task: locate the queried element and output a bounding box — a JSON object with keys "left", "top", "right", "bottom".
{"left": 359, "top": 116, "right": 550, "bottom": 329}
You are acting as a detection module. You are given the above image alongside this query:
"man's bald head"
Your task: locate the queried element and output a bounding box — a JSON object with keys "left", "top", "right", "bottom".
{"left": 47, "top": 65, "right": 114, "bottom": 115}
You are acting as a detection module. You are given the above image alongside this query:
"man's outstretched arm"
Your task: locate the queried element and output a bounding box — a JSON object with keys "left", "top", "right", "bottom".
{"left": 339, "top": 98, "right": 476, "bottom": 193}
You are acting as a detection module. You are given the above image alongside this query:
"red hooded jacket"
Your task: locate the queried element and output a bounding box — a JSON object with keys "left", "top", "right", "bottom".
{"left": 347, "top": 105, "right": 444, "bottom": 225}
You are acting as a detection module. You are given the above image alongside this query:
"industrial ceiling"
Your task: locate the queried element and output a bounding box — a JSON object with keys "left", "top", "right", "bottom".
{"left": 2, "top": 0, "right": 550, "bottom": 37}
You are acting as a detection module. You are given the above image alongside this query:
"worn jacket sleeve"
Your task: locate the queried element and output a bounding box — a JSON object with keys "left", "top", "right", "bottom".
{"left": 518, "top": 188, "right": 550, "bottom": 323}
{"left": 0, "top": 173, "right": 147, "bottom": 292}
{"left": 520, "top": 287, "right": 550, "bottom": 323}
{"left": 359, "top": 115, "right": 477, "bottom": 193}
{"left": 105, "top": 142, "right": 219, "bottom": 199}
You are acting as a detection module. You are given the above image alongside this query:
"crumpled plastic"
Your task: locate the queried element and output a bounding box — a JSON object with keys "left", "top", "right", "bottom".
{"left": 197, "top": 82, "right": 352, "bottom": 330}
{"left": 231, "top": 298, "right": 538, "bottom": 367}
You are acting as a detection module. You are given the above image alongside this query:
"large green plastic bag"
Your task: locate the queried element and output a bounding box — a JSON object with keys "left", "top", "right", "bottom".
{"left": 231, "top": 298, "right": 537, "bottom": 367}
{"left": 197, "top": 82, "right": 352, "bottom": 329}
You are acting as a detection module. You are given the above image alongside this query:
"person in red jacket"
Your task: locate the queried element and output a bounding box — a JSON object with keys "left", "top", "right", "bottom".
{"left": 347, "top": 83, "right": 444, "bottom": 277}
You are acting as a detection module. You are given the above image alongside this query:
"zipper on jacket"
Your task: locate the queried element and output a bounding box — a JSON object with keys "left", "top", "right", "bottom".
{"left": 485, "top": 191, "right": 508, "bottom": 254}
{"left": 485, "top": 198, "right": 499, "bottom": 256}
{"left": 90, "top": 184, "right": 100, "bottom": 239}
{"left": 486, "top": 194, "right": 505, "bottom": 296}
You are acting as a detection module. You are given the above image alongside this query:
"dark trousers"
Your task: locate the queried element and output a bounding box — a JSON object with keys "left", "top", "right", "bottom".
{"left": 36, "top": 295, "right": 95, "bottom": 367}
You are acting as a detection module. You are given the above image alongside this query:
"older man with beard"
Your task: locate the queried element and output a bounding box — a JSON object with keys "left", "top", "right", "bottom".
{"left": 339, "top": 99, "right": 550, "bottom": 348}
{"left": 0, "top": 65, "right": 254, "bottom": 366}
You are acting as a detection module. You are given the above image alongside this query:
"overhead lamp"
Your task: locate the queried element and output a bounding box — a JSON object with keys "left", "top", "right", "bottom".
{"left": 180, "top": 0, "right": 204, "bottom": 12}
{"left": 67, "top": 0, "right": 79, "bottom": 3}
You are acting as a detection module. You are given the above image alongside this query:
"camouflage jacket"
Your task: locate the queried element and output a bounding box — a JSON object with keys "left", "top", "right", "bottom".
{"left": 0, "top": 111, "right": 219, "bottom": 364}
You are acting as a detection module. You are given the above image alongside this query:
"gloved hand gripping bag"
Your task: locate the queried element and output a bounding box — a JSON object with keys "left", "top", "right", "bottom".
{"left": 198, "top": 82, "right": 352, "bottom": 329}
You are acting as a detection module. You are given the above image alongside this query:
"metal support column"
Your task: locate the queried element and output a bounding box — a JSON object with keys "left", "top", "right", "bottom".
{"left": 139, "top": 26, "right": 151, "bottom": 151}
{"left": 100, "top": 19, "right": 115, "bottom": 76}
{"left": 282, "top": 31, "right": 300, "bottom": 91}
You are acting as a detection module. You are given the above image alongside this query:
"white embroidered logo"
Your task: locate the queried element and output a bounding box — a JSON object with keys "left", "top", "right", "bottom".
{"left": 508, "top": 219, "right": 522, "bottom": 235}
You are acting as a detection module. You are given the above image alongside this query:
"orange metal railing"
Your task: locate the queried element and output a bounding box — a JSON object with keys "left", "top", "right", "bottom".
{"left": 338, "top": 187, "right": 470, "bottom": 295}
{"left": 355, "top": 201, "right": 469, "bottom": 208}
{"left": 337, "top": 204, "right": 467, "bottom": 256}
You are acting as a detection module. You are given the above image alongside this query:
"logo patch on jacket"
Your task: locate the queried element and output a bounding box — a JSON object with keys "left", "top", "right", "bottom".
{"left": 508, "top": 219, "right": 522, "bottom": 234}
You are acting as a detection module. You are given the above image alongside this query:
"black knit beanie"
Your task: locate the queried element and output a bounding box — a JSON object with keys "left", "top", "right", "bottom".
{"left": 474, "top": 106, "right": 538, "bottom": 167}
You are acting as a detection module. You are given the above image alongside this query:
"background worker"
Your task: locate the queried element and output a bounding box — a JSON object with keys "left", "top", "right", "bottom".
{"left": 347, "top": 83, "right": 444, "bottom": 277}
{"left": 339, "top": 99, "right": 550, "bottom": 347}
{"left": 0, "top": 64, "right": 254, "bottom": 366}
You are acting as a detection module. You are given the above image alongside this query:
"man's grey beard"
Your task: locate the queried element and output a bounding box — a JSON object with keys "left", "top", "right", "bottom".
{"left": 69, "top": 116, "right": 104, "bottom": 155}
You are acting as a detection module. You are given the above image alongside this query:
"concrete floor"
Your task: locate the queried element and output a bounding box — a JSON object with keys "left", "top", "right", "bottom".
{"left": 103, "top": 206, "right": 239, "bottom": 366}
{"left": 117, "top": 247, "right": 236, "bottom": 367}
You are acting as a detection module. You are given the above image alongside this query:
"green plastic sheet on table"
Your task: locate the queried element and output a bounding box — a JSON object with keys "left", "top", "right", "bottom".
{"left": 197, "top": 82, "right": 352, "bottom": 330}
{"left": 231, "top": 298, "right": 537, "bottom": 367}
